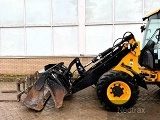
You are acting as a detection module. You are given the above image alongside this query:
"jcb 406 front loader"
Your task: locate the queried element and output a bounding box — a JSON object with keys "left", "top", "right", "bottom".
{"left": 23, "top": 9, "right": 160, "bottom": 111}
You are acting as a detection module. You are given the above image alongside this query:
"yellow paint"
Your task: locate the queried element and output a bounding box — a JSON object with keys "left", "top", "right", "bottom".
{"left": 112, "top": 38, "right": 160, "bottom": 82}
{"left": 107, "top": 81, "right": 131, "bottom": 105}
{"left": 113, "top": 40, "right": 141, "bottom": 76}
{"left": 157, "top": 71, "right": 160, "bottom": 82}
{"left": 139, "top": 68, "right": 158, "bottom": 82}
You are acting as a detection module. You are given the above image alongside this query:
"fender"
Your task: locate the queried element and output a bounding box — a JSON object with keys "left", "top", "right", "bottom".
{"left": 121, "top": 63, "right": 148, "bottom": 89}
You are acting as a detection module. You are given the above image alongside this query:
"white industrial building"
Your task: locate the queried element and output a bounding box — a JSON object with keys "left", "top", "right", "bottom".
{"left": 0, "top": 0, "right": 159, "bottom": 75}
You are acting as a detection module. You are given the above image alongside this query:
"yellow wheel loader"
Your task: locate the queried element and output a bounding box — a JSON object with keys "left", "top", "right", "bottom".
{"left": 23, "top": 9, "right": 160, "bottom": 112}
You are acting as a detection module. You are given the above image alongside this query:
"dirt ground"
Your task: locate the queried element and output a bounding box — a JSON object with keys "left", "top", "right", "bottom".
{"left": 0, "top": 82, "right": 160, "bottom": 120}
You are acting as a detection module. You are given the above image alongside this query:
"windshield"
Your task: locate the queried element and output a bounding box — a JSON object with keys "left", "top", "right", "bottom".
{"left": 142, "top": 18, "right": 160, "bottom": 47}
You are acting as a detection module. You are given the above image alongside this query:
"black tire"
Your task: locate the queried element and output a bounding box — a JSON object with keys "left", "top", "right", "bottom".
{"left": 96, "top": 70, "right": 139, "bottom": 111}
{"left": 156, "top": 83, "right": 160, "bottom": 88}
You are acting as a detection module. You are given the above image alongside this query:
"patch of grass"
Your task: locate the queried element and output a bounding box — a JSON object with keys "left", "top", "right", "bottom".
{"left": 0, "top": 74, "right": 26, "bottom": 82}
{"left": 0, "top": 74, "right": 26, "bottom": 78}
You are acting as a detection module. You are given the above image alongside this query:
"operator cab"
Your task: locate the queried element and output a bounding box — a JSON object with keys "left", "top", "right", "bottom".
{"left": 139, "top": 9, "right": 160, "bottom": 70}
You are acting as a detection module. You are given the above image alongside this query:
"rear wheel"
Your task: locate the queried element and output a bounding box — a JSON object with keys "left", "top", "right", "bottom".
{"left": 156, "top": 83, "right": 160, "bottom": 88}
{"left": 96, "top": 70, "right": 139, "bottom": 111}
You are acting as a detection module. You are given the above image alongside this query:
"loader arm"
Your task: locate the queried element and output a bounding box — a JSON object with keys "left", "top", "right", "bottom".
{"left": 71, "top": 33, "right": 138, "bottom": 93}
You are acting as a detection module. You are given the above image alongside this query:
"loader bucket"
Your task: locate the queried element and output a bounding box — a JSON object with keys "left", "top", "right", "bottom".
{"left": 23, "top": 81, "right": 68, "bottom": 111}
{"left": 23, "top": 79, "right": 68, "bottom": 111}
{"left": 23, "top": 63, "right": 71, "bottom": 111}
{"left": 46, "top": 78, "right": 68, "bottom": 108}
{"left": 23, "top": 85, "right": 50, "bottom": 111}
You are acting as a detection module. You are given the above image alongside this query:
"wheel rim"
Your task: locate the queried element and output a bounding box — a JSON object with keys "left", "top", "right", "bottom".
{"left": 107, "top": 81, "right": 131, "bottom": 105}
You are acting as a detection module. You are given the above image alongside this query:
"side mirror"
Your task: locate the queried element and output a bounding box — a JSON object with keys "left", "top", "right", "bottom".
{"left": 141, "top": 25, "right": 146, "bottom": 33}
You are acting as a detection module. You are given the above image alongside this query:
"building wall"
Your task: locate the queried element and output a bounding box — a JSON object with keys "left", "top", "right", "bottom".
{"left": 0, "top": 0, "right": 160, "bottom": 75}
{"left": 0, "top": 57, "right": 92, "bottom": 75}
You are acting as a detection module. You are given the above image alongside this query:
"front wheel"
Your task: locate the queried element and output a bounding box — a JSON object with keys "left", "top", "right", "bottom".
{"left": 96, "top": 70, "right": 139, "bottom": 111}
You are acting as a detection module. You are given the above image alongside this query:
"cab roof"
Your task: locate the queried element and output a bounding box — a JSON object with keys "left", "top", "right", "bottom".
{"left": 143, "top": 8, "right": 160, "bottom": 21}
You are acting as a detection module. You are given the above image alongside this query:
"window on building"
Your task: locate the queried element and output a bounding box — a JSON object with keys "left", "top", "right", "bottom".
{"left": 0, "top": 0, "right": 160, "bottom": 57}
